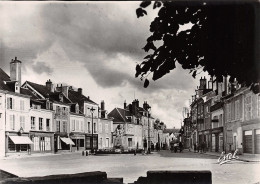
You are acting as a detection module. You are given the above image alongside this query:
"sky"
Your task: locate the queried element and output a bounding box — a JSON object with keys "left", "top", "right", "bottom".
{"left": 0, "top": 1, "right": 208, "bottom": 129}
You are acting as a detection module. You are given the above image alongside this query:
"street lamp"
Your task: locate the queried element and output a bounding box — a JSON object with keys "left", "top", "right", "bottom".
{"left": 147, "top": 105, "right": 151, "bottom": 154}
{"left": 89, "top": 107, "right": 95, "bottom": 153}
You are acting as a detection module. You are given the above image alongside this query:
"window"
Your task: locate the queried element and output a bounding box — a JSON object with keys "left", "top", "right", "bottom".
{"left": 62, "top": 107, "right": 66, "bottom": 115}
{"left": 99, "top": 123, "right": 102, "bottom": 133}
{"left": 106, "top": 138, "right": 110, "bottom": 148}
{"left": 56, "top": 120, "right": 60, "bottom": 132}
{"left": 245, "top": 96, "right": 252, "bottom": 120}
{"left": 72, "top": 120, "right": 75, "bottom": 131}
{"left": 31, "top": 117, "right": 35, "bottom": 130}
{"left": 80, "top": 121, "right": 83, "bottom": 131}
{"left": 105, "top": 123, "right": 109, "bottom": 133}
{"left": 62, "top": 121, "right": 67, "bottom": 132}
{"left": 39, "top": 118, "right": 43, "bottom": 130}
{"left": 88, "top": 122, "right": 91, "bottom": 133}
{"left": 10, "top": 114, "right": 15, "bottom": 130}
{"left": 235, "top": 100, "right": 241, "bottom": 120}
{"left": 94, "top": 123, "right": 97, "bottom": 133}
{"left": 20, "top": 116, "right": 25, "bottom": 129}
{"left": 45, "top": 137, "right": 51, "bottom": 151}
{"left": 46, "top": 119, "right": 50, "bottom": 131}
{"left": 219, "top": 114, "right": 223, "bottom": 127}
{"left": 128, "top": 138, "right": 132, "bottom": 147}
{"left": 56, "top": 106, "right": 60, "bottom": 114}
{"left": 226, "top": 103, "right": 231, "bottom": 122}
{"left": 20, "top": 100, "right": 24, "bottom": 111}
{"left": 76, "top": 120, "right": 79, "bottom": 130}
{"left": 7, "top": 97, "right": 14, "bottom": 109}
{"left": 76, "top": 105, "right": 79, "bottom": 114}
{"left": 33, "top": 136, "right": 40, "bottom": 151}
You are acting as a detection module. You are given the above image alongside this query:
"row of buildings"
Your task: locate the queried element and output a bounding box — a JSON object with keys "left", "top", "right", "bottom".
{"left": 181, "top": 76, "right": 260, "bottom": 155}
{"left": 0, "top": 57, "right": 179, "bottom": 157}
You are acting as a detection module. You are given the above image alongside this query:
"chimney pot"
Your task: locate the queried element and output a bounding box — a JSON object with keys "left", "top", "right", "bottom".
{"left": 78, "top": 88, "right": 82, "bottom": 95}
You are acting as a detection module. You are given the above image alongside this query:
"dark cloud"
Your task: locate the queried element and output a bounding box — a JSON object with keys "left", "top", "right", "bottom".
{"left": 32, "top": 61, "right": 53, "bottom": 75}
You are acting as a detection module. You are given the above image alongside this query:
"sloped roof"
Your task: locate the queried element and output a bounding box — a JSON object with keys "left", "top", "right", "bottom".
{"left": 25, "top": 81, "right": 72, "bottom": 104}
{"left": 49, "top": 92, "right": 71, "bottom": 104}
{"left": 25, "top": 81, "right": 50, "bottom": 98}
{"left": 108, "top": 108, "right": 131, "bottom": 123}
{"left": 0, "top": 68, "right": 12, "bottom": 91}
{"left": 20, "top": 88, "right": 38, "bottom": 99}
{"left": 68, "top": 89, "right": 97, "bottom": 105}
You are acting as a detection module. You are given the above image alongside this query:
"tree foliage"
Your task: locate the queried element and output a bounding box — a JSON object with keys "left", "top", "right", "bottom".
{"left": 136, "top": 1, "right": 260, "bottom": 91}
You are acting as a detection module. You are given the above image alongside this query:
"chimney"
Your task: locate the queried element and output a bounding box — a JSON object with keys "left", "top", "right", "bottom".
{"left": 143, "top": 101, "right": 147, "bottom": 110}
{"left": 62, "top": 86, "right": 69, "bottom": 98}
{"left": 132, "top": 100, "right": 136, "bottom": 115}
{"left": 124, "top": 100, "right": 127, "bottom": 109}
{"left": 101, "top": 100, "right": 105, "bottom": 118}
{"left": 78, "top": 88, "right": 82, "bottom": 95}
{"left": 46, "top": 79, "right": 53, "bottom": 92}
{"left": 101, "top": 100, "right": 105, "bottom": 110}
{"left": 10, "top": 56, "right": 22, "bottom": 87}
{"left": 136, "top": 99, "right": 139, "bottom": 108}
{"left": 199, "top": 76, "right": 207, "bottom": 90}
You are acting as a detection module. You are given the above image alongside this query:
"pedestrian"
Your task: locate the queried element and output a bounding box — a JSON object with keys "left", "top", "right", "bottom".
{"left": 179, "top": 142, "right": 183, "bottom": 152}
{"left": 193, "top": 143, "right": 196, "bottom": 152}
{"left": 202, "top": 142, "right": 206, "bottom": 153}
{"left": 197, "top": 142, "right": 200, "bottom": 153}
{"left": 201, "top": 142, "right": 204, "bottom": 153}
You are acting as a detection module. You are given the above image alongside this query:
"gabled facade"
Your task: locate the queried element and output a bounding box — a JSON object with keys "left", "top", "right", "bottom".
{"left": 22, "top": 81, "right": 72, "bottom": 153}
{"left": 108, "top": 107, "right": 143, "bottom": 150}
{"left": 1, "top": 57, "right": 55, "bottom": 157}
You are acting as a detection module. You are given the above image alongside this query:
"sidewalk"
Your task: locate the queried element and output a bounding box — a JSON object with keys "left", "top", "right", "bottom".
{"left": 186, "top": 149, "right": 260, "bottom": 162}
{"left": 0, "top": 151, "right": 81, "bottom": 160}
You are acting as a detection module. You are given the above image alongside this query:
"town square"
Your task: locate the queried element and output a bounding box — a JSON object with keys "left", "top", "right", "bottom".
{"left": 0, "top": 1, "right": 259, "bottom": 184}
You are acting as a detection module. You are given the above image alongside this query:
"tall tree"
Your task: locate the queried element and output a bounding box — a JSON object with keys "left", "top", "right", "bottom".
{"left": 136, "top": 1, "right": 260, "bottom": 92}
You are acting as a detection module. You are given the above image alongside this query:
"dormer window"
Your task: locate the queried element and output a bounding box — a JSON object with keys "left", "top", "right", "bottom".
{"left": 76, "top": 104, "right": 79, "bottom": 114}
{"left": 15, "top": 82, "right": 20, "bottom": 93}
{"left": 59, "top": 94, "right": 63, "bottom": 102}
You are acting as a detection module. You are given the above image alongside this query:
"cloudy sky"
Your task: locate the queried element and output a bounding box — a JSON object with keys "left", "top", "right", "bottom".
{"left": 0, "top": 1, "right": 208, "bottom": 128}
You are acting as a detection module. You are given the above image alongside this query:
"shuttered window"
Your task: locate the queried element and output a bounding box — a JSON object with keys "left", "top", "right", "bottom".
{"left": 10, "top": 114, "right": 15, "bottom": 130}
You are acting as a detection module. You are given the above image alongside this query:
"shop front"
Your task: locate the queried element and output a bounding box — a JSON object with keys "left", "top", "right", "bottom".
{"left": 29, "top": 131, "right": 54, "bottom": 153}
{"left": 211, "top": 127, "right": 223, "bottom": 152}
{"left": 85, "top": 134, "right": 98, "bottom": 151}
{"left": 6, "top": 130, "right": 33, "bottom": 156}
{"left": 70, "top": 132, "right": 85, "bottom": 152}
{"left": 54, "top": 132, "right": 74, "bottom": 153}
{"left": 242, "top": 119, "right": 260, "bottom": 154}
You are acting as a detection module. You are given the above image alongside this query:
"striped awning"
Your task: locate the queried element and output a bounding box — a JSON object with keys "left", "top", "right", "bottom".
{"left": 9, "top": 136, "right": 33, "bottom": 144}
{"left": 60, "top": 137, "right": 75, "bottom": 145}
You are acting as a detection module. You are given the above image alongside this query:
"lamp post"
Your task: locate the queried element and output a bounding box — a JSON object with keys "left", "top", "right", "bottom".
{"left": 89, "top": 107, "right": 95, "bottom": 153}
{"left": 147, "top": 106, "right": 151, "bottom": 154}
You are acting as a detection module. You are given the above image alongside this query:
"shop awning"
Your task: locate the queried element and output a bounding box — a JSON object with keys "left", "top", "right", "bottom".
{"left": 9, "top": 136, "right": 33, "bottom": 144}
{"left": 60, "top": 137, "right": 75, "bottom": 145}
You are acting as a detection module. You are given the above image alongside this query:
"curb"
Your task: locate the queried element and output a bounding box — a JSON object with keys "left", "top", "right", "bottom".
{"left": 201, "top": 152, "right": 260, "bottom": 163}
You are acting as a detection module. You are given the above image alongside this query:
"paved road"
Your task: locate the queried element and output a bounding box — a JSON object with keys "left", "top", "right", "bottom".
{"left": 0, "top": 150, "right": 259, "bottom": 184}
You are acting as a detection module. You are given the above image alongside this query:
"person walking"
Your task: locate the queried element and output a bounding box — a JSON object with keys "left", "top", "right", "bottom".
{"left": 193, "top": 142, "right": 197, "bottom": 152}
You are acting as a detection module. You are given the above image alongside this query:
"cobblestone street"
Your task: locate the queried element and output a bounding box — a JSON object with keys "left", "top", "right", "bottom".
{"left": 0, "top": 150, "right": 259, "bottom": 184}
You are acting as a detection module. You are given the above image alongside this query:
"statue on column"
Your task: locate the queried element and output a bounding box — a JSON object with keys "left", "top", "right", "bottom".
{"left": 114, "top": 125, "right": 124, "bottom": 149}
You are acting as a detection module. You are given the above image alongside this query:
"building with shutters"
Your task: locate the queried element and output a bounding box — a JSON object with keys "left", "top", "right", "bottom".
{"left": 1, "top": 57, "right": 55, "bottom": 157}
{"left": 22, "top": 81, "right": 73, "bottom": 153}
{"left": 97, "top": 101, "right": 113, "bottom": 150}
{"left": 241, "top": 88, "right": 260, "bottom": 154}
